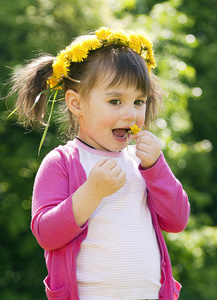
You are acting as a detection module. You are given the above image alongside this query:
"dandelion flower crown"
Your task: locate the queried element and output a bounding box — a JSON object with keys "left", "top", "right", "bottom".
{"left": 8, "top": 27, "right": 155, "bottom": 154}
{"left": 47, "top": 27, "right": 156, "bottom": 89}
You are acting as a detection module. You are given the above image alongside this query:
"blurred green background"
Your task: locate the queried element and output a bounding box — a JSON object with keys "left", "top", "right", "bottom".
{"left": 1, "top": 0, "right": 217, "bottom": 299}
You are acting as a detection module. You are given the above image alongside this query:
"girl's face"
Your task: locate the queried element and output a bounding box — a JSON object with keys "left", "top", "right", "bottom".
{"left": 78, "top": 79, "right": 147, "bottom": 152}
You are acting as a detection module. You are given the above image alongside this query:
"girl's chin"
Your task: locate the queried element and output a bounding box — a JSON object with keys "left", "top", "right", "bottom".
{"left": 99, "top": 141, "right": 127, "bottom": 152}
{"left": 91, "top": 140, "right": 126, "bottom": 152}
{"left": 85, "top": 134, "right": 128, "bottom": 152}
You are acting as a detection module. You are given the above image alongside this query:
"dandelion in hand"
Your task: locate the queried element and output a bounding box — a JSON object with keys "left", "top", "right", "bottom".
{"left": 130, "top": 124, "right": 141, "bottom": 135}
{"left": 126, "top": 124, "right": 141, "bottom": 150}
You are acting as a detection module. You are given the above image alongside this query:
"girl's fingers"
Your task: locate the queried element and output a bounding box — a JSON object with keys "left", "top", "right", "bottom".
{"left": 95, "top": 158, "right": 125, "bottom": 180}
{"left": 96, "top": 158, "right": 117, "bottom": 170}
{"left": 118, "top": 170, "right": 127, "bottom": 187}
{"left": 95, "top": 157, "right": 111, "bottom": 167}
{"left": 133, "top": 130, "right": 161, "bottom": 169}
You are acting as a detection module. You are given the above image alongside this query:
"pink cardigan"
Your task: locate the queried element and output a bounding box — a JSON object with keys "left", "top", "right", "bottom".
{"left": 31, "top": 140, "right": 190, "bottom": 300}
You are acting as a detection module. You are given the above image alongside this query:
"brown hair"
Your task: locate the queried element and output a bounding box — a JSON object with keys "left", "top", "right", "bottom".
{"left": 8, "top": 42, "right": 163, "bottom": 140}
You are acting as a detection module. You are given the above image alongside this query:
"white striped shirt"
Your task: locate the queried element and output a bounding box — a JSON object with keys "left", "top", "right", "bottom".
{"left": 76, "top": 139, "right": 161, "bottom": 299}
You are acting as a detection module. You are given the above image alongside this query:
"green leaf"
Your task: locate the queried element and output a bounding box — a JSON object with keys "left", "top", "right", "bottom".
{"left": 38, "top": 90, "right": 58, "bottom": 155}
{"left": 27, "top": 89, "right": 50, "bottom": 113}
{"left": 41, "top": 88, "right": 50, "bottom": 94}
{"left": 50, "top": 97, "right": 65, "bottom": 102}
{"left": 28, "top": 92, "right": 42, "bottom": 113}
{"left": 7, "top": 107, "right": 18, "bottom": 118}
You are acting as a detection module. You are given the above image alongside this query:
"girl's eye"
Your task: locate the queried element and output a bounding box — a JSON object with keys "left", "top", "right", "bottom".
{"left": 134, "top": 99, "right": 146, "bottom": 106}
{"left": 110, "top": 99, "right": 121, "bottom": 105}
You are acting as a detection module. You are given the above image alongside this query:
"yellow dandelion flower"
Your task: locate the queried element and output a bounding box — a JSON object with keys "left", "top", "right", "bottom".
{"left": 128, "top": 32, "right": 142, "bottom": 53}
{"left": 87, "top": 36, "right": 102, "bottom": 50}
{"left": 111, "top": 29, "right": 130, "bottom": 44}
{"left": 68, "top": 36, "right": 102, "bottom": 62}
{"left": 47, "top": 77, "right": 62, "bottom": 90}
{"left": 80, "top": 38, "right": 98, "bottom": 54}
{"left": 47, "top": 77, "right": 57, "bottom": 89}
{"left": 65, "top": 46, "right": 76, "bottom": 61}
{"left": 57, "top": 48, "right": 69, "bottom": 61}
{"left": 126, "top": 124, "right": 141, "bottom": 150}
{"left": 130, "top": 124, "right": 141, "bottom": 134}
{"left": 95, "top": 27, "right": 113, "bottom": 41}
{"left": 68, "top": 43, "right": 88, "bottom": 62}
{"left": 138, "top": 31, "right": 152, "bottom": 48}
{"left": 145, "top": 49, "right": 156, "bottom": 69}
{"left": 52, "top": 59, "right": 70, "bottom": 79}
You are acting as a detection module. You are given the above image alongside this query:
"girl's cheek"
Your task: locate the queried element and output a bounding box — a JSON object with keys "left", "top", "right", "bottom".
{"left": 138, "top": 118, "right": 145, "bottom": 130}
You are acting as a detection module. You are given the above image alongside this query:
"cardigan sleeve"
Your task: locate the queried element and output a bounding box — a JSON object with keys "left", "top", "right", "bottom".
{"left": 139, "top": 153, "right": 190, "bottom": 233}
{"left": 31, "top": 148, "right": 88, "bottom": 250}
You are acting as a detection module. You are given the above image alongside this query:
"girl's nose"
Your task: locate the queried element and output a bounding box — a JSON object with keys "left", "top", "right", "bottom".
{"left": 122, "top": 106, "right": 137, "bottom": 121}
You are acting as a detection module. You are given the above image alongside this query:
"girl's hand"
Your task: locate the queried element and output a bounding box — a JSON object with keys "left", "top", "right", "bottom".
{"left": 87, "top": 158, "right": 126, "bottom": 199}
{"left": 133, "top": 130, "right": 161, "bottom": 169}
{"left": 72, "top": 158, "right": 126, "bottom": 227}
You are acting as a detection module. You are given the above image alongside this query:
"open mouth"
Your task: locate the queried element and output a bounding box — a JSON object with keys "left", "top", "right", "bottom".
{"left": 112, "top": 128, "right": 130, "bottom": 140}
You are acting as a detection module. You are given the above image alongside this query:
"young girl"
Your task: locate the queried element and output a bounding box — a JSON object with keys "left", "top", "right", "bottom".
{"left": 9, "top": 27, "right": 190, "bottom": 300}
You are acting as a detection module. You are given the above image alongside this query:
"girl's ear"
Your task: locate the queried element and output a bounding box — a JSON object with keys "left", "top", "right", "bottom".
{"left": 65, "top": 89, "right": 82, "bottom": 117}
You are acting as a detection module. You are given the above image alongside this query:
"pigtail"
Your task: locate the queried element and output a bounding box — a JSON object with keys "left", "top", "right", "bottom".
{"left": 8, "top": 54, "right": 55, "bottom": 128}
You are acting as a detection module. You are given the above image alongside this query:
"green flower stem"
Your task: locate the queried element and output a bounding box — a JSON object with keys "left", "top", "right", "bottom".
{"left": 38, "top": 90, "right": 58, "bottom": 155}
